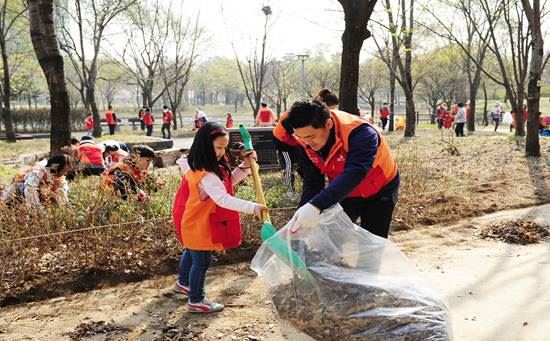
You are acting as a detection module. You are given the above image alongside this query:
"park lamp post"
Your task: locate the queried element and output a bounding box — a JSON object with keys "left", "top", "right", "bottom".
{"left": 296, "top": 54, "right": 309, "bottom": 97}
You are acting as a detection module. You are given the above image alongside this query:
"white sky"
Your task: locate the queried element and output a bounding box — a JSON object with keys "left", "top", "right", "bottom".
{"left": 181, "top": 0, "right": 347, "bottom": 58}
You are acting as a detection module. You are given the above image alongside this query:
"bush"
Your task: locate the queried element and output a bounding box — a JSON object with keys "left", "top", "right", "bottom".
{"left": 8, "top": 109, "right": 88, "bottom": 133}
{"left": 0, "top": 171, "right": 295, "bottom": 306}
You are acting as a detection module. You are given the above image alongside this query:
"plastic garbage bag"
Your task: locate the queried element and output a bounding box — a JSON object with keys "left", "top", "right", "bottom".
{"left": 502, "top": 112, "right": 513, "bottom": 125}
{"left": 251, "top": 205, "right": 452, "bottom": 341}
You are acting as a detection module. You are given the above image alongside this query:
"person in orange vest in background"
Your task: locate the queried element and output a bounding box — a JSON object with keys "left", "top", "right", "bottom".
{"left": 143, "top": 107, "right": 154, "bottom": 136}
{"left": 162, "top": 105, "right": 173, "bottom": 139}
{"left": 225, "top": 113, "right": 234, "bottom": 128}
{"left": 77, "top": 135, "right": 106, "bottom": 176}
{"left": 522, "top": 104, "right": 528, "bottom": 128}
{"left": 171, "top": 122, "right": 267, "bottom": 313}
{"left": 104, "top": 105, "right": 117, "bottom": 136}
{"left": 84, "top": 112, "right": 94, "bottom": 135}
{"left": 443, "top": 109, "right": 454, "bottom": 130}
{"left": 286, "top": 100, "right": 399, "bottom": 238}
{"left": 138, "top": 106, "right": 146, "bottom": 131}
{"left": 103, "top": 145, "right": 160, "bottom": 201}
{"left": 255, "top": 102, "right": 275, "bottom": 127}
{"left": 379, "top": 103, "right": 390, "bottom": 131}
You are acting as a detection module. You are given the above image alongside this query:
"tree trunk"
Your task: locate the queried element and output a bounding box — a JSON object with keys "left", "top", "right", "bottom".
{"left": 29, "top": 0, "right": 71, "bottom": 155}
{"left": 482, "top": 81, "right": 489, "bottom": 126}
{"left": 523, "top": 0, "right": 542, "bottom": 156}
{"left": 338, "top": 0, "right": 376, "bottom": 115}
{"left": 88, "top": 86, "right": 101, "bottom": 137}
{"left": 389, "top": 70, "right": 395, "bottom": 131}
{"left": 1, "top": 40, "right": 16, "bottom": 142}
{"left": 468, "top": 76, "right": 481, "bottom": 132}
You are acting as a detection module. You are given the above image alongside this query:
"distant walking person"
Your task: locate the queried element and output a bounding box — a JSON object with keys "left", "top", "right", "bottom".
{"left": 492, "top": 103, "right": 502, "bottom": 132}
{"left": 454, "top": 103, "right": 466, "bottom": 137}
{"left": 138, "top": 106, "right": 146, "bottom": 131}
{"left": 226, "top": 113, "right": 234, "bottom": 128}
{"left": 143, "top": 107, "right": 154, "bottom": 136}
{"left": 162, "top": 105, "right": 173, "bottom": 139}
{"left": 84, "top": 112, "right": 94, "bottom": 135}
{"left": 379, "top": 103, "right": 390, "bottom": 131}
{"left": 105, "top": 105, "right": 117, "bottom": 135}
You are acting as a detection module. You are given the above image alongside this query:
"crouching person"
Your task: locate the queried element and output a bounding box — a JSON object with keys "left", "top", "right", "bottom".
{"left": 102, "top": 145, "right": 158, "bottom": 201}
{"left": 172, "top": 122, "right": 267, "bottom": 313}
{"left": 1, "top": 155, "right": 72, "bottom": 213}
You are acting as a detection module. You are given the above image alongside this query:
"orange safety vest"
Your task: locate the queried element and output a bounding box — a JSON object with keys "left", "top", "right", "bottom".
{"left": 258, "top": 108, "right": 272, "bottom": 123}
{"left": 143, "top": 112, "right": 154, "bottom": 126}
{"left": 172, "top": 167, "right": 241, "bottom": 251}
{"left": 163, "top": 111, "right": 173, "bottom": 124}
{"left": 105, "top": 111, "right": 116, "bottom": 125}
{"left": 78, "top": 143, "right": 104, "bottom": 165}
{"left": 85, "top": 116, "right": 94, "bottom": 129}
{"left": 380, "top": 107, "right": 390, "bottom": 119}
{"left": 273, "top": 112, "right": 298, "bottom": 147}
{"left": 300, "top": 111, "right": 398, "bottom": 199}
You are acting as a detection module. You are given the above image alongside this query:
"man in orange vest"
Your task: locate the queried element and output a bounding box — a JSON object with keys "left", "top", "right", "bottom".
{"left": 161, "top": 105, "right": 173, "bottom": 139}
{"left": 286, "top": 100, "right": 400, "bottom": 238}
{"left": 84, "top": 112, "right": 94, "bottom": 134}
{"left": 105, "top": 105, "right": 117, "bottom": 135}
{"left": 379, "top": 103, "right": 390, "bottom": 131}
{"left": 255, "top": 102, "right": 275, "bottom": 127}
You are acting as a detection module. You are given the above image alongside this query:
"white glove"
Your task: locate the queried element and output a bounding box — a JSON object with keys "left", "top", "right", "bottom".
{"left": 289, "top": 203, "right": 321, "bottom": 233}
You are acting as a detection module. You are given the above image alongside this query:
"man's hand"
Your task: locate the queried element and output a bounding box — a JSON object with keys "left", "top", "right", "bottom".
{"left": 289, "top": 203, "right": 320, "bottom": 233}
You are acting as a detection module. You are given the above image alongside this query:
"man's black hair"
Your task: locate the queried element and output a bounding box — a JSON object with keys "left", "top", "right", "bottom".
{"left": 46, "top": 154, "right": 70, "bottom": 175}
{"left": 286, "top": 100, "right": 331, "bottom": 129}
{"left": 187, "top": 121, "right": 231, "bottom": 180}
{"left": 261, "top": 102, "right": 267, "bottom": 107}
{"left": 70, "top": 137, "right": 79, "bottom": 145}
{"left": 163, "top": 105, "right": 168, "bottom": 109}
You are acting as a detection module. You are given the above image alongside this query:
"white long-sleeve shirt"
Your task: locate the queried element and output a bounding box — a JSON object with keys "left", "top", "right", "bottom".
{"left": 23, "top": 160, "right": 69, "bottom": 212}
{"left": 176, "top": 156, "right": 256, "bottom": 214}
{"left": 455, "top": 107, "right": 467, "bottom": 123}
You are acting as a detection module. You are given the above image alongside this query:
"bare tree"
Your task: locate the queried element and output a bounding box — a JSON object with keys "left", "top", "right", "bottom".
{"left": 58, "top": 0, "right": 137, "bottom": 137}
{"left": 303, "top": 54, "right": 340, "bottom": 98}
{"left": 29, "top": 0, "right": 71, "bottom": 154}
{"left": 358, "top": 58, "right": 385, "bottom": 118}
{"left": 375, "top": 0, "right": 417, "bottom": 136}
{"left": 0, "top": 0, "right": 26, "bottom": 141}
{"left": 263, "top": 59, "right": 298, "bottom": 117}
{"left": 234, "top": 5, "right": 272, "bottom": 118}
{"left": 159, "top": 13, "right": 203, "bottom": 129}
{"left": 337, "top": 0, "right": 377, "bottom": 114}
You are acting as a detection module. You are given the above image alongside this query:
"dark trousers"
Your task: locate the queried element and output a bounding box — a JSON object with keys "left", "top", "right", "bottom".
{"left": 381, "top": 117, "right": 388, "bottom": 130}
{"left": 108, "top": 124, "right": 116, "bottom": 135}
{"left": 178, "top": 249, "right": 212, "bottom": 303}
{"left": 437, "top": 119, "right": 444, "bottom": 129}
{"left": 493, "top": 118, "right": 500, "bottom": 131}
{"left": 146, "top": 125, "right": 153, "bottom": 136}
{"left": 341, "top": 187, "right": 398, "bottom": 239}
{"left": 140, "top": 120, "right": 145, "bottom": 131}
{"left": 82, "top": 165, "right": 106, "bottom": 176}
{"left": 455, "top": 122, "right": 465, "bottom": 137}
{"left": 161, "top": 123, "right": 171, "bottom": 139}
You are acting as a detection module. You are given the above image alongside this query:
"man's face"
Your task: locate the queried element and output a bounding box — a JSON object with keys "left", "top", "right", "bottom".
{"left": 136, "top": 157, "right": 153, "bottom": 170}
{"left": 293, "top": 119, "right": 333, "bottom": 152}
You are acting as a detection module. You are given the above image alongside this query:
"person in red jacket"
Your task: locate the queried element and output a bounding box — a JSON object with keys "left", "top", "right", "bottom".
{"left": 84, "top": 112, "right": 94, "bottom": 135}
{"left": 143, "top": 107, "right": 154, "bottom": 136}
{"left": 379, "top": 103, "right": 390, "bottom": 131}
{"left": 225, "top": 113, "right": 234, "bottom": 128}
{"left": 104, "top": 105, "right": 117, "bottom": 136}
{"left": 255, "top": 103, "right": 275, "bottom": 127}
{"left": 437, "top": 104, "right": 447, "bottom": 129}
{"left": 161, "top": 105, "right": 173, "bottom": 139}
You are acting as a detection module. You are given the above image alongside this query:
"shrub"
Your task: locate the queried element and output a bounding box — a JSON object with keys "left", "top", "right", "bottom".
{"left": 8, "top": 109, "right": 88, "bottom": 133}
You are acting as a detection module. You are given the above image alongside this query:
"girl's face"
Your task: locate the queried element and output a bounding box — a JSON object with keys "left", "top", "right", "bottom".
{"left": 213, "top": 135, "right": 229, "bottom": 160}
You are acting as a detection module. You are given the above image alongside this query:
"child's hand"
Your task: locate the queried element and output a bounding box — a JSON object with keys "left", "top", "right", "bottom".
{"left": 254, "top": 204, "right": 268, "bottom": 219}
{"left": 242, "top": 150, "right": 258, "bottom": 167}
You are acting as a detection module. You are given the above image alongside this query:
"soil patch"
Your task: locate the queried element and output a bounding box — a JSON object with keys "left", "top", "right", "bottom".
{"left": 479, "top": 219, "right": 549, "bottom": 244}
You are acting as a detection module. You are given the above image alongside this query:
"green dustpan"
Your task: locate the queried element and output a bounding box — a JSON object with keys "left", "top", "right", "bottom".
{"left": 261, "top": 221, "right": 313, "bottom": 281}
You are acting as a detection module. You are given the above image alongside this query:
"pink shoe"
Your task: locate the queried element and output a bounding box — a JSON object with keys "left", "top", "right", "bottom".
{"left": 172, "top": 281, "right": 190, "bottom": 295}
{"left": 188, "top": 298, "right": 224, "bottom": 313}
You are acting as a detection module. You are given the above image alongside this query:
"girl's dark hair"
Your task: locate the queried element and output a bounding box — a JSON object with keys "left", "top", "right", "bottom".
{"left": 46, "top": 154, "right": 70, "bottom": 175}
{"left": 188, "top": 121, "right": 231, "bottom": 179}
{"left": 315, "top": 88, "right": 339, "bottom": 107}
{"left": 287, "top": 100, "right": 331, "bottom": 129}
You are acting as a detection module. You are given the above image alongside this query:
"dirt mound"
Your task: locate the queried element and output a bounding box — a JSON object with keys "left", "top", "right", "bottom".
{"left": 479, "top": 220, "right": 549, "bottom": 244}
{"left": 65, "top": 321, "right": 130, "bottom": 340}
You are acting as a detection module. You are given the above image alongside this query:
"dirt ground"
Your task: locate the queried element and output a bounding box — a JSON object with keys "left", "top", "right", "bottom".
{"left": 1, "top": 203, "right": 549, "bottom": 341}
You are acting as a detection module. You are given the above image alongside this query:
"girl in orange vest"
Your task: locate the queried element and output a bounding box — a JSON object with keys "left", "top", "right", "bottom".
{"left": 172, "top": 122, "right": 267, "bottom": 313}
{"left": 143, "top": 108, "right": 154, "bottom": 136}
{"left": 255, "top": 103, "right": 275, "bottom": 126}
